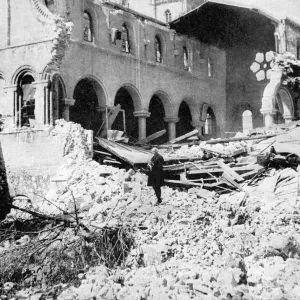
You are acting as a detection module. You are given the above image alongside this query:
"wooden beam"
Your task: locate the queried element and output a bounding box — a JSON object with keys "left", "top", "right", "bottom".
{"left": 138, "top": 129, "right": 166, "bottom": 145}
{"left": 217, "top": 160, "right": 245, "bottom": 182}
{"left": 205, "top": 134, "right": 276, "bottom": 145}
{"left": 166, "top": 129, "right": 199, "bottom": 145}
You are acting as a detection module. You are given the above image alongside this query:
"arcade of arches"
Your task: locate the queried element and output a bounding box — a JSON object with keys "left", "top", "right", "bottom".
{"left": 0, "top": 71, "right": 219, "bottom": 141}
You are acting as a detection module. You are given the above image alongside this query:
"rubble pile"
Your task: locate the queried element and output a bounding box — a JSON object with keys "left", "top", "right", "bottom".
{"left": 2, "top": 121, "right": 300, "bottom": 299}
{"left": 54, "top": 166, "right": 300, "bottom": 300}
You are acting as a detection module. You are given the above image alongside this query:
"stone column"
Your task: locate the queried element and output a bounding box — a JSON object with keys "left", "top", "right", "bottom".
{"left": 32, "top": 80, "right": 49, "bottom": 129}
{"left": 164, "top": 117, "right": 179, "bottom": 141}
{"left": 63, "top": 98, "right": 75, "bottom": 121}
{"left": 283, "top": 113, "right": 293, "bottom": 124}
{"left": 133, "top": 110, "right": 151, "bottom": 141}
{"left": 3, "top": 85, "right": 17, "bottom": 131}
{"left": 261, "top": 108, "right": 277, "bottom": 128}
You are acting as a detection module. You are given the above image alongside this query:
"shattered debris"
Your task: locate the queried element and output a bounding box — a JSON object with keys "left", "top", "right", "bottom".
{"left": 2, "top": 121, "right": 300, "bottom": 299}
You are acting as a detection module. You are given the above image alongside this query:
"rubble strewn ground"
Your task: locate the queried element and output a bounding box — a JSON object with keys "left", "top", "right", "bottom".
{"left": 1, "top": 121, "right": 300, "bottom": 300}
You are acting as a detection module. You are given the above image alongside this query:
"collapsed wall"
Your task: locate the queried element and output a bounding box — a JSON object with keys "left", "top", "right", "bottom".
{"left": 0, "top": 120, "right": 93, "bottom": 203}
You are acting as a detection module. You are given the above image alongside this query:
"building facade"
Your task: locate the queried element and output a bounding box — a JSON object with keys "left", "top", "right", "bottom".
{"left": 0, "top": 0, "right": 226, "bottom": 144}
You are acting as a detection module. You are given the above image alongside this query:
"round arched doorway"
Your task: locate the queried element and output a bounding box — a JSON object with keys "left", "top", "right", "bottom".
{"left": 176, "top": 101, "right": 193, "bottom": 137}
{"left": 71, "top": 78, "right": 106, "bottom": 133}
{"left": 147, "top": 94, "right": 168, "bottom": 144}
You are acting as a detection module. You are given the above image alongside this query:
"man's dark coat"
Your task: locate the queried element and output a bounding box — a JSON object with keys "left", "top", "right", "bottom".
{"left": 147, "top": 153, "right": 165, "bottom": 187}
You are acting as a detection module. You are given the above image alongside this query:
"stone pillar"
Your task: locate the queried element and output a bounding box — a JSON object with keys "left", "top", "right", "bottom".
{"left": 283, "top": 111, "right": 293, "bottom": 124}
{"left": 32, "top": 80, "right": 49, "bottom": 129}
{"left": 3, "top": 85, "right": 17, "bottom": 131}
{"left": 133, "top": 110, "right": 151, "bottom": 141}
{"left": 164, "top": 117, "right": 179, "bottom": 141}
{"left": 63, "top": 98, "right": 75, "bottom": 121}
{"left": 261, "top": 108, "right": 277, "bottom": 128}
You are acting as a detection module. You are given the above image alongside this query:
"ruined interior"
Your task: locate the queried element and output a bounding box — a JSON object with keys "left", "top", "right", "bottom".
{"left": 1, "top": 0, "right": 300, "bottom": 299}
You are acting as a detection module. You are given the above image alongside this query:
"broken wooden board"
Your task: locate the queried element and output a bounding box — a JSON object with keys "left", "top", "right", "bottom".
{"left": 220, "top": 173, "right": 244, "bottom": 191}
{"left": 138, "top": 129, "right": 166, "bottom": 145}
{"left": 165, "top": 179, "right": 204, "bottom": 187}
{"left": 99, "top": 105, "right": 122, "bottom": 137}
{"left": 97, "top": 138, "right": 151, "bottom": 165}
{"left": 166, "top": 129, "right": 199, "bottom": 145}
{"left": 205, "top": 133, "right": 277, "bottom": 145}
{"left": 217, "top": 160, "right": 245, "bottom": 183}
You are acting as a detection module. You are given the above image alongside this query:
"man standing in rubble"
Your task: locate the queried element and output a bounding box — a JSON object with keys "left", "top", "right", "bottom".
{"left": 147, "top": 148, "right": 165, "bottom": 205}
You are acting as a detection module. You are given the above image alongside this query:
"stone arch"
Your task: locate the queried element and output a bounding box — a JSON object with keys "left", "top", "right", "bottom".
{"left": 146, "top": 90, "right": 172, "bottom": 143}
{"left": 275, "top": 86, "right": 294, "bottom": 122}
{"left": 114, "top": 83, "right": 142, "bottom": 111}
{"left": 153, "top": 32, "right": 166, "bottom": 63}
{"left": 11, "top": 65, "right": 37, "bottom": 85}
{"left": 71, "top": 76, "right": 107, "bottom": 132}
{"left": 112, "top": 83, "right": 142, "bottom": 139}
{"left": 52, "top": 74, "right": 67, "bottom": 122}
{"left": 204, "top": 107, "right": 217, "bottom": 137}
{"left": 11, "top": 66, "right": 37, "bottom": 127}
{"left": 175, "top": 99, "right": 196, "bottom": 137}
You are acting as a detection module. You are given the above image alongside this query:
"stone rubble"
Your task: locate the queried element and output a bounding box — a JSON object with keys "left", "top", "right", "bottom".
{"left": 2, "top": 121, "right": 300, "bottom": 300}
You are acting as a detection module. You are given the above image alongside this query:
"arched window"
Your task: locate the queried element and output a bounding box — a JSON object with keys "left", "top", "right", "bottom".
{"left": 121, "top": 24, "right": 130, "bottom": 53}
{"left": 183, "top": 46, "right": 189, "bottom": 70}
{"left": 155, "top": 36, "right": 162, "bottom": 63}
{"left": 165, "top": 10, "right": 172, "bottom": 22}
{"left": 204, "top": 108, "right": 216, "bottom": 136}
{"left": 242, "top": 110, "right": 253, "bottom": 133}
{"left": 83, "top": 11, "right": 93, "bottom": 42}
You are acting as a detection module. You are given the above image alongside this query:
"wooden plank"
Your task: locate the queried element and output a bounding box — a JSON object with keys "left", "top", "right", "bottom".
{"left": 166, "top": 129, "right": 199, "bottom": 145}
{"left": 107, "top": 104, "right": 122, "bottom": 128}
{"left": 217, "top": 160, "right": 245, "bottom": 182}
{"left": 165, "top": 179, "right": 204, "bottom": 187}
{"left": 99, "top": 105, "right": 121, "bottom": 138}
{"left": 138, "top": 129, "right": 166, "bottom": 145}
{"left": 205, "top": 134, "right": 277, "bottom": 145}
{"left": 221, "top": 173, "right": 244, "bottom": 191}
{"left": 94, "top": 150, "right": 112, "bottom": 156}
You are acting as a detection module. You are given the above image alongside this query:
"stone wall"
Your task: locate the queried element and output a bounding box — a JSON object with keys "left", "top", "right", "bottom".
{"left": 0, "top": 121, "right": 93, "bottom": 202}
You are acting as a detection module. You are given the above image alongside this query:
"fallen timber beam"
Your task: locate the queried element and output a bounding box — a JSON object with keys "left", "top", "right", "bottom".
{"left": 137, "top": 129, "right": 166, "bottom": 145}
{"left": 217, "top": 160, "right": 245, "bottom": 182}
{"left": 165, "top": 129, "right": 199, "bottom": 145}
{"left": 204, "top": 133, "right": 277, "bottom": 145}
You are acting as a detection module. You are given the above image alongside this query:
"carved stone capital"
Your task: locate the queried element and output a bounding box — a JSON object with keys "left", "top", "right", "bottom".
{"left": 164, "top": 117, "right": 180, "bottom": 123}
{"left": 64, "top": 98, "right": 75, "bottom": 106}
{"left": 133, "top": 110, "right": 151, "bottom": 118}
{"left": 260, "top": 108, "right": 278, "bottom": 115}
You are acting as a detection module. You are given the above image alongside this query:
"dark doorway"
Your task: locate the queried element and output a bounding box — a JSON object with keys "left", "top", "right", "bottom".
{"left": 72, "top": 78, "right": 102, "bottom": 133}
{"left": 176, "top": 101, "right": 193, "bottom": 137}
{"left": 113, "top": 87, "right": 138, "bottom": 140}
{"left": 147, "top": 95, "right": 167, "bottom": 144}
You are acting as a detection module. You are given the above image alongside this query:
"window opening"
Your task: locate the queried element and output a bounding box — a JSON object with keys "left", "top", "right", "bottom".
{"left": 165, "top": 10, "right": 172, "bottom": 22}
{"left": 155, "top": 36, "right": 162, "bottom": 63}
{"left": 83, "top": 11, "right": 93, "bottom": 42}
{"left": 122, "top": 25, "right": 130, "bottom": 53}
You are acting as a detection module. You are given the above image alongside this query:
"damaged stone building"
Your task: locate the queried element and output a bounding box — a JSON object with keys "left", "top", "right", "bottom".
{"left": 0, "top": 0, "right": 227, "bottom": 145}
{"left": 0, "top": 0, "right": 300, "bottom": 165}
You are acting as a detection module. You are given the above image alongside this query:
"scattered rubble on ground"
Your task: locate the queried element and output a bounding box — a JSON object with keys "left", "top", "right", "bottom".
{"left": 1, "top": 120, "right": 300, "bottom": 300}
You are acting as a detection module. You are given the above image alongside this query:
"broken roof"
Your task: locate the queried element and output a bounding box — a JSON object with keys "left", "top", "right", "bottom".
{"left": 169, "top": 0, "right": 280, "bottom": 48}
